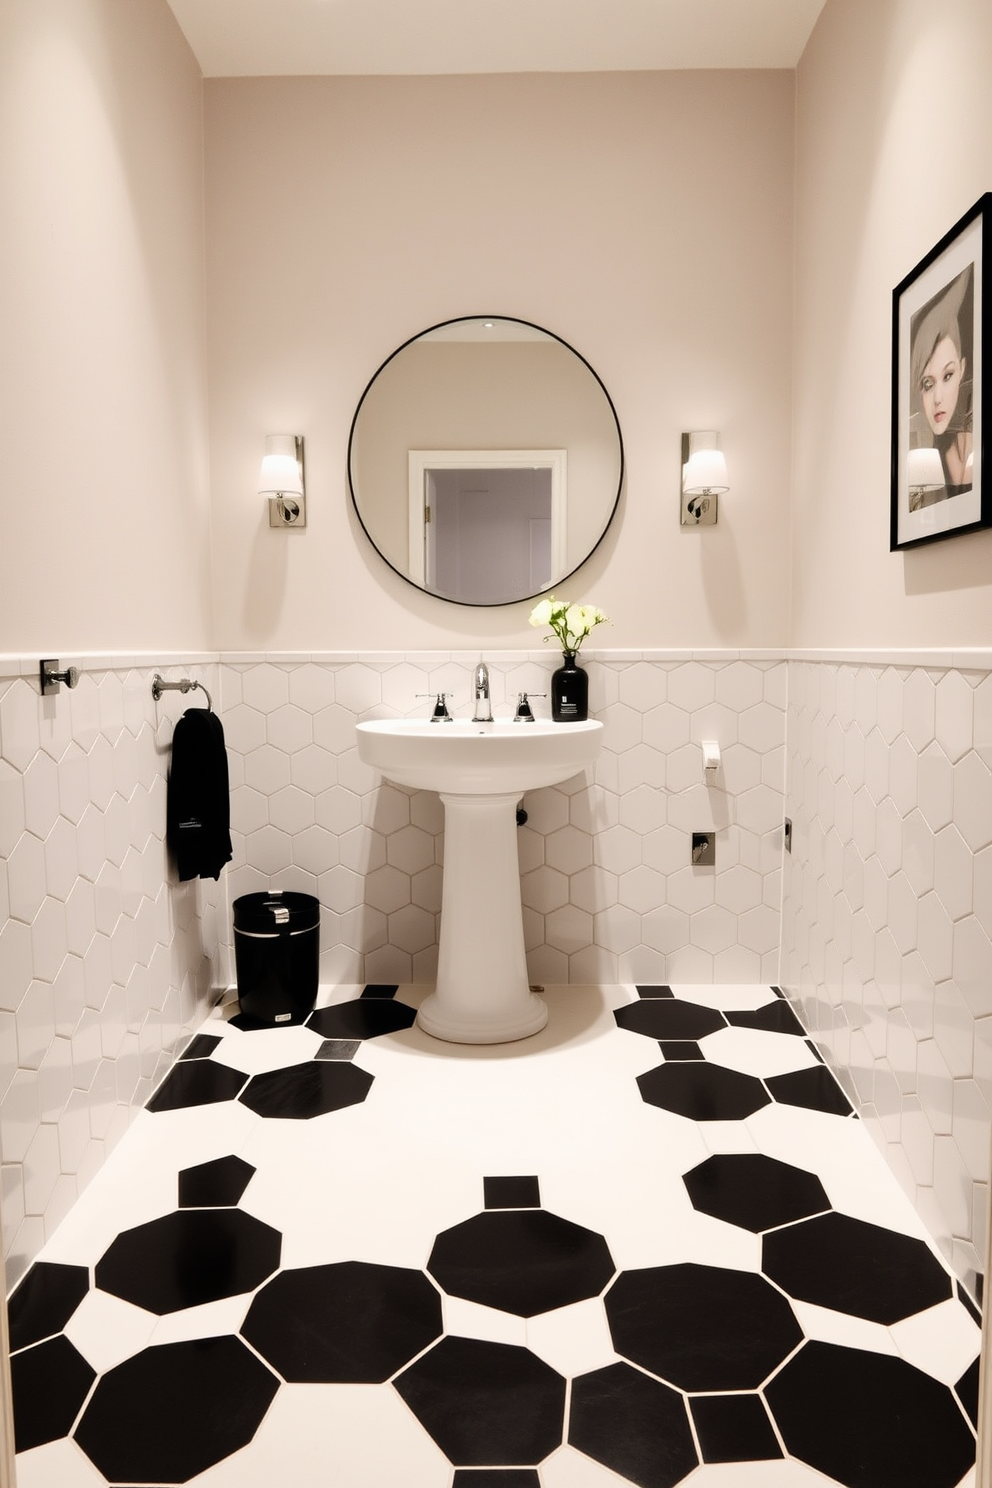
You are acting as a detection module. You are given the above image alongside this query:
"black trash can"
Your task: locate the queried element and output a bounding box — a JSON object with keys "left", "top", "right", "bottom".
{"left": 233, "top": 891, "right": 320, "bottom": 1025}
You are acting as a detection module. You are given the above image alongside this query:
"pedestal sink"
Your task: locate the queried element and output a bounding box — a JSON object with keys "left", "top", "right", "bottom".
{"left": 355, "top": 718, "right": 603, "bottom": 1043}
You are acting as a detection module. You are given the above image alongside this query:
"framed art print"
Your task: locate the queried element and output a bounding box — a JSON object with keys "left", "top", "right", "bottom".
{"left": 891, "top": 193, "right": 989, "bottom": 551}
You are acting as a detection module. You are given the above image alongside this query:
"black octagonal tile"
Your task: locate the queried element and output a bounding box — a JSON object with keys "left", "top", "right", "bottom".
{"left": 762, "top": 1211, "right": 953, "bottom": 1323}
{"left": 765, "top": 1065, "right": 853, "bottom": 1116}
{"left": 637, "top": 1062, "right": 770, "bottom": 1121}
{"left": 307, "top": 999, "right": 416, "bottom": 1040}
{"left": 428, "top": 1208, "right": 615, "bottom": 1317}
{"left": 178, "top": 1155, "right": 256, "bottom": 1208}
{"left": 606, "top": 1263, "right": 803, "bottom": 1392}
{"left": 238, "top": 1059, "right": 373, "bottom": 1118}
{"left": 683, "top": 1154, "right": 830, "bottom": 1233}
{"left": 568, "top": 1360, "right": 697, "bottom": 1488}
{"left": 956, "top": 1356, "right": 980, "bottom": 1429}
{"left": 74, "top": 1335, "right": 279, "bottom": 1483}
{"left": 8, "top": 1261, "right": 90, "bottom": 1351}
{"left": 689, "top": 1392, "right": 782, "bottom": 1463}
{"left": 95, "top": 1208, "right": 281, "bottom": 1313}
{"left": 242, "top": 1260, "right": 442, "bottom": 1382}
{"left": 11, "top": 1335, "right": 96, "bottom": 1453}
{"left": 616, "top": 1000, "right": 726, "bottom": 1041}
{"left": 395, "top": 1336, "right": 566, "bottom": 1467}
{"left": 147, "top": 1059, "right": 248, "bottom": 1112}
{"left": 765, "top": 1341, "right": 975, "bottom": 1488}
{"left": 179, "top": 1032, "right": 223, "bottom": 1060}
{"left": 725, "top": 1002, "right": 806, "bottom": 1036}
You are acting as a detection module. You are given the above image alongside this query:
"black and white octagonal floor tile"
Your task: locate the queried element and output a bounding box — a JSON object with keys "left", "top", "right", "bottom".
{"left": 10, "top": 983, "right": 980, "bottom": 1488}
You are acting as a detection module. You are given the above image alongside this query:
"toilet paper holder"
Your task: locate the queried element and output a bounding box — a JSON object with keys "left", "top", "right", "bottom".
{"left": 702, "top": 740, "right": 721, "bottom": 776}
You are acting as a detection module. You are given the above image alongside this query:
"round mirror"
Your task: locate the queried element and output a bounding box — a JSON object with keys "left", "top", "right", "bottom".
{"left": 348, "top": 316, "right": 624, "bottom": 606}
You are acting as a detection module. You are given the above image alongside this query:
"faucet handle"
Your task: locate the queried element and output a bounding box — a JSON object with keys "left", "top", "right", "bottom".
{"left": 514, "top": 691, "right": 546, "bottom": 722}
{"left": 417, "top": 692, "right": 453, "bottom": 722}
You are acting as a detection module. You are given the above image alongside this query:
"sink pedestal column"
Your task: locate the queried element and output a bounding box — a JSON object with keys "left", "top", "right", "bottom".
{"left": 417, "top": 791, "right": 548, "bottom": 1044}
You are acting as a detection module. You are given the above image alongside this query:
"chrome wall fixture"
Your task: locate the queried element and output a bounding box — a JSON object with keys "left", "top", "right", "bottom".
{"left": 681, "top": 431, "right": 729, "bottom": 526}
{"left": 151, "top": 673, "right": 213, "bottom": 710}
{"left": 259, "top": 434, "right": 306, "bottom": 527}
{"left": 40, "top": 659, "right": 79, "bottom": 696}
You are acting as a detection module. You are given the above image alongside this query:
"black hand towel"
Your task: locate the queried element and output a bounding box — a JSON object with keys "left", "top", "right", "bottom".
{"left": 166, "top": 707, "right": 233, "bottom": 882}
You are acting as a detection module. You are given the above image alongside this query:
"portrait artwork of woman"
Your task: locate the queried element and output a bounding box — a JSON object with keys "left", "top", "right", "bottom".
{"left": 908, "top": 265, "right": 974, "bottom": 508}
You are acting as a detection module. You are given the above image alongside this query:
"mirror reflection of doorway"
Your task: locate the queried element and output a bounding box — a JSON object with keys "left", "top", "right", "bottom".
{"left": 409, "top": 449, "right": 566, "bottom": 604}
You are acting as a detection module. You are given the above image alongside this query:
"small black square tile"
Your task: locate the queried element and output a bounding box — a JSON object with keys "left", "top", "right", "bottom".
{"left": 484, "top": 1176, "right": 542, "bottom": 1210}
{"left": 361, "top": 984, "right": 399, "bottom": 998}
{"left": 315, "top": 1039, "right": 361, "bottom": 1061}
{"left": 635, "top": 985, "right": 675, "bottom": 998}
{"left": 659, "top": 1041, "right": 704, "bottom": 1060}
{"left": 805, "top": 1039, "right": 825, "bottom": 1064}
{"left": 690, "top": 1392, "right": 782, "bottom": 1463}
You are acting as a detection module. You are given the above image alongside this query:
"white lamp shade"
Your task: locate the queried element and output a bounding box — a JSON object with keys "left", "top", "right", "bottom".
{"left": 683, "top": 447, "right": 729, "bottom": 495}
{"left": 259, "top": 435, "right": 303, "bottom": 496}
{"left": 906, "top": 447, "right": 944, "bottom": 491}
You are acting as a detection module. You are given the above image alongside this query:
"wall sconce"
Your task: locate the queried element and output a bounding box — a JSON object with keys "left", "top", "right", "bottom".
{"left": 906, "top": 447, "right": 944, "bottom": 512}
{"left": 681, "top": 431, "right": 729, "bottom": 526}
{"left": 259, "top": 434, "right": 306, "bottom": 527}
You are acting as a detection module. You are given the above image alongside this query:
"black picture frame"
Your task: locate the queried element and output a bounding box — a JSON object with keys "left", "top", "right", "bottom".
{"left": 891, "top": 193, "right": 989, "bottom": 551}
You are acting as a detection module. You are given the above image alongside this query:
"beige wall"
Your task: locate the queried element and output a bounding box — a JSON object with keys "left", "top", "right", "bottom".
{"left": 791, "top": 0, "right": 992, "bottom": 648}
{"left": 204, "top": 71, "right": 795, "bottom": 651}
{"left": 0, "top": 0, "right": 211, "bottom": 656}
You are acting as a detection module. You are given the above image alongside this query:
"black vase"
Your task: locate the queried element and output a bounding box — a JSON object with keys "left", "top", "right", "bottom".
{"left": 551, "top": 651, "right": 589, "bottom": 722}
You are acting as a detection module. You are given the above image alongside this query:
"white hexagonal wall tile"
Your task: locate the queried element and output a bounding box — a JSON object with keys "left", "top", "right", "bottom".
{"left": 317, "top": 864, "right": 364, "bottom": 913}
{"left": 0, "top": 680, "right": 41, "bottom": 773}
{"left": 290, "top": 743, "right": 336, "bottom": 796}
{"left": 934, "top": 671, "right": 974, "bottom": 763}
{"left": 313, "top": 703, "right": 360, "bottom": 755}
{"left": 642, "top": 703, "right": 691, "bottom": 754}
{"left": 411, "top": 864, "right": 443, "bottom": 911}
{"left": 244, "top": 743, "right": 293, "bottom": 796}
{"left": 953, "top": 749, "right": 992, "bottom": 850}
{"left": 22, "top": 750, "right": 60, "bottom": 841}
{"left": 287, "top": 662, "right": 334, "bottom": 713}
{"left": 245, "top": 824, "right": 293, "bottom": 876}
{"left": 917, "top": 891, "right": 954, "bottom": 984}
{"left": 7, "top": 831, "right": 46, "bottom": 924}
{"left": 364, "top": 864, "right": 411, "bottom": 914}
{"left": 316, "top": 786, "right": 363, "bottom": 836}
{"left": 952, "top": 915, "right": 992, "bottom": 1019}
{"left": 242, "top": 664, "right": 290, "bottom": 714}
{"left": 594, "top": 823, "right": 641, "bottom": 876}
{"left": 269, "top": 785, "right": 316, "bottom": 835}
{"left": 521, "top": 865, "right": 569, "bottom": 914}
{"left": 616, "top": 865, "right": 665, "bottom": 916}
{"left": 569, "top": 865, "right": 618, "bottom": 915}
{"left": 267, "top": 703, "right": 313, "bottom": 754}
{"left": 292, "top": 825, "right": 337, "bottom": 876}
{"left": 545, "top": 824, "right": 594, "bottom": 875}
{"left": 386, "top": 824, "right": 435, "bottom": 875}
{"left": 221, "top": 702, "right": 267, "bottom": 755}
{"left": 334, "top": 664, "right": 382, "bottom": 714}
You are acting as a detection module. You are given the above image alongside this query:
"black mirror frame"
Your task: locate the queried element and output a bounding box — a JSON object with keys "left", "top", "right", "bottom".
{"left": 347, "top": 314, "right": 625, "bottom": 607}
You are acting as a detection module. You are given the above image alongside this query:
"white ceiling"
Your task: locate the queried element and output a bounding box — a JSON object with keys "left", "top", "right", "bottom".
{"left": 164, "top": 0, "right": 828, "bottom": 77}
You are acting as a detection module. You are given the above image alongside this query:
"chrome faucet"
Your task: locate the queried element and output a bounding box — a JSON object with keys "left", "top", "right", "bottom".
{"left": 472, "top": 660, "right": 493, "bottom": 722}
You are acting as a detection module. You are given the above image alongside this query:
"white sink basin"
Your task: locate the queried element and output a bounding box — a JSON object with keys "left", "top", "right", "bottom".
{"left": 355, "top": 717, "right": 603, "bottom": 795}
{"left": 355, "top": 715, "right": 603, "bottom": 1045}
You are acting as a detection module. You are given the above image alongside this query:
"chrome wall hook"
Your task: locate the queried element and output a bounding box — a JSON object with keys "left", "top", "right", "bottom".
{"left": 40, "top": 660, "right": 79, "bottom": 696}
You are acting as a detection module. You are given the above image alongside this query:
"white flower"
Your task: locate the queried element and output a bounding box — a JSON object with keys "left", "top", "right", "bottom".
{"left": 528, "top": 596, "right": 609, "bottom": 651}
